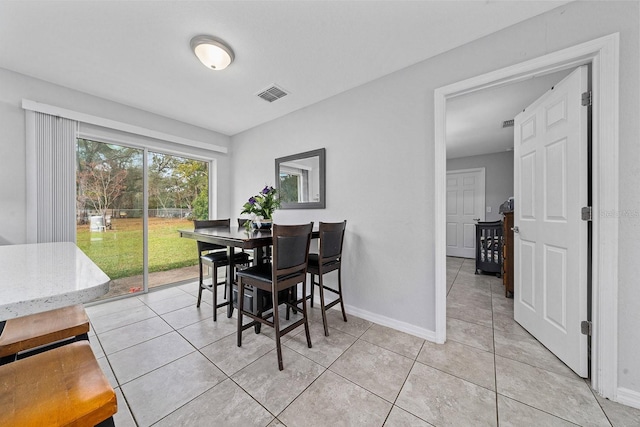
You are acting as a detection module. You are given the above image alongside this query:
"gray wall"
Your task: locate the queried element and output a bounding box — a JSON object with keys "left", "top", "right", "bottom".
{"left": 231, "top": 2, "right": 640, "bottom": 394}
{"left": 447, "top": 151, "right": 514, "bottom": 222}
{"left": 0, "top": 68, "right": 232, "bottom": 245}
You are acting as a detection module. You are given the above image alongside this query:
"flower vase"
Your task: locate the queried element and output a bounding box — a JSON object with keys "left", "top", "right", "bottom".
{"left": 252, "top": 219, "right": 273, "bottom": 230}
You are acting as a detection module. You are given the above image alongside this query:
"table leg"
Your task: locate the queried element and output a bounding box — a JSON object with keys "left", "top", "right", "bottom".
{"left": 226, "top": 246, "right": 235, "bottom": 319}
{"left": 253, "top": 246, "right": 265, "bottom": 333}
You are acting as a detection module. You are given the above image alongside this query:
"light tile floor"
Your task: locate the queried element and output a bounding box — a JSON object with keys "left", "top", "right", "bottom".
{"left": 85, "top": 258, "right": 640, "bottom": 426}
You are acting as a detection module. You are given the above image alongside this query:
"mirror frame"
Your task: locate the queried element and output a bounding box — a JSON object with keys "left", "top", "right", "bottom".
{"left": 275, "top": 148, "right": 326, "bottom": 209}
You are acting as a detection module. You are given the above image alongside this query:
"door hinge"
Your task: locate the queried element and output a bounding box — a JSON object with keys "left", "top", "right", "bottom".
{"left": 581, "top": 90, "right": 592, "bottom": 106}
{"left": 581, "top": 320, "right": 592, "bottom": 336}
{"left": 581, "top": 206, "right": 592, "bottom": 221}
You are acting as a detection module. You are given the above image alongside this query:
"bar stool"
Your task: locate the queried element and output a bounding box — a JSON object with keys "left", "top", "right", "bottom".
{"left": 307, "top": 221, "right": 348, "bottom": 336}
{"left": 0, "top": 340, "right": 117, "bottom": 426}
{"left": 237, "top": 222, "right": 314, "bottom": 370}
{"left": 0, "top": 304, "right": 90, "bottom": 365}
{"left": 195, "top": 219, "right": 250, "bottom": 321}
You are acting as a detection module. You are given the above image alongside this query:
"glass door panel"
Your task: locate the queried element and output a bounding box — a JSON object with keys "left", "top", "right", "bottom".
{"left": 76, "top": 138, "right": 144, "bottom": 299}
{"left": 147, "top": 151, "right": 209, "bottom": 289}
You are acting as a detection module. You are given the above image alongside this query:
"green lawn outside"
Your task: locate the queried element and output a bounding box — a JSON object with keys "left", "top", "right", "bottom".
{"left": 76, "top": 217, "right": 198, "bottom": 280}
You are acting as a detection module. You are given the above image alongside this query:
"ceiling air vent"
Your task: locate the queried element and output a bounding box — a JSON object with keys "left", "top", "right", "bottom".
{"left": 502, "top": 119, "right": 515, "bottom": 128}
{"left": 256, "top": 84, "right": 288, "bottom": 103}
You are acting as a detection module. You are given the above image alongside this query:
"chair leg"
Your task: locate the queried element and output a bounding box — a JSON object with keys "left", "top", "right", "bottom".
{"left": 309, "top": 274, "right": 315, "bottom": 308}
{"left": 291, "top": 284, "right": 298, "bottom": 315}
{"left": 272, "top": 290, "right": 284, "bottom": 371}
{"left": 227, "top": 263, "right": 234, "bottom": 319}
{"left": 286, "top": 285, "right": 302, "bottom": 320}
{"left": 96, "top": 416, "right": 115, "bottom": 427}
{"left": 285, "top": 288, "right": 291, "bottom": 321}
{"left": 224, "top": 267, "right": 228, "bottom": 301}
{"left": 317, "top": 273, "right": 329, "bottom": 336}
{"left": 337, "top": 266, "right": 347, "bottom": 322}
{"left": 255, "top": 291, "right": 263, "bottom": 334}
{"left": 237, "top": 279, "right": 244, "bottom": 347}
{"left": 224, "top": 268, "right": 229, "bottom": 300}
{"left": 197, "top": 261, "right": 204, "bottom": 308}
{"left": 302, "top": 281, "right": 312, "bottom": 348}
{"left": 212, "top": 264, "right": 218, "bottom": 322}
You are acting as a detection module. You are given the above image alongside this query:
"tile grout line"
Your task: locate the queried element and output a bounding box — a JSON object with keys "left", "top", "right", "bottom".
{"left": 93, "top": 320, "right": 142, "bottom": 426}
{"left": 273, "top": 321, "right": 375, "bottom": 421}
{"left": 459, "top": 259, "right": 603, "bottom": 426}
{"left": 154, "top": 296, "right": 259, "bottom": 426}
{"left": 384, "top": 339, "right": 433, "bottom": 426}
{"left": 98, "top": 268, "right": 621, "bottom": 427}
{"left": 99, "top": 291, "right": 225, "bottom": 425}
{"left": 490, "top": 269, "right": 500, "bottom": 426}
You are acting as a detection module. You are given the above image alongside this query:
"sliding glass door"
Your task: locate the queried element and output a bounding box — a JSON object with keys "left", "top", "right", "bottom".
{"left": 147, "top": 151, "right": 208, "bottom": 288}
{"left": 76, "top": 138, "right": 211, "bottom": 299}
{"left": 76, "top": 139, "right": 144, "bottom": 297}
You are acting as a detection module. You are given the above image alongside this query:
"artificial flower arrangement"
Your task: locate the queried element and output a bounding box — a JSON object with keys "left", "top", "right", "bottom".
{"left": 240, "top": 185, "right": 281, "bottom": 229}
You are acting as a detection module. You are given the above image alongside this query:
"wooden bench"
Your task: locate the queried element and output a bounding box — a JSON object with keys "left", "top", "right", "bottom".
{"left": 0, "top": 305, "right": 90, "bottom": 363}
{"left": 0, "top": 340, "right": 117, "bottom": 426}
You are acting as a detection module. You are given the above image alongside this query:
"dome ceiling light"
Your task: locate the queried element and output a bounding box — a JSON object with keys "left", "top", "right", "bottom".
{"left": 190, "top": 35, "right": 235, "bottom": 71}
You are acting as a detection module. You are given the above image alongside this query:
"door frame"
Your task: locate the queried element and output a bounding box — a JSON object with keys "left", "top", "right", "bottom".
{"left": 434, "top": 33, "right": 619, "bottom": 399}
{"left": 446, "top": 167, "right": 486, "bottom": 258}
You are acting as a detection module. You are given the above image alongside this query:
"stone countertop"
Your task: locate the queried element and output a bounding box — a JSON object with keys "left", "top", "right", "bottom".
{"left": 0, "top": 242, "right": 110, "bottom": 321}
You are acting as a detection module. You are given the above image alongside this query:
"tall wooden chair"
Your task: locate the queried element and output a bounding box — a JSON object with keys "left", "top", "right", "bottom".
{"left": 307, "top": 221, "right": 348, "bottom": 336}
{"left": 0, "top": 341, "right": 117, "bottom": 426}
{"left": 0, "top": 305, "right": 89, "bottom": 365}
{"left": 236, "top": 222, "right": 314, "bottom": 370}
{"left": 194, "top": 219, "right": 250, "bottom": 321}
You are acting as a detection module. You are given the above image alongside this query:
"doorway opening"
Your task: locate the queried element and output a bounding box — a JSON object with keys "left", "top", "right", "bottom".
{"left": 446, "top": 167, "right": 486, "bottom": 259}
{"left": 434, "top": 34, "right": 620, "bottom": 399}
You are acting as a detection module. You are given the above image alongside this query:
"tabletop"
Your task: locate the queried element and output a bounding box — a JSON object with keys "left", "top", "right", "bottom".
{"left": 0, "top": 242, "right": 111, "bottom": 321}
{"left": 179, "top": 225, "right": 319, "bottom": 249}
{"left": 179, "top": 226, "right": 274, "bottom": 249}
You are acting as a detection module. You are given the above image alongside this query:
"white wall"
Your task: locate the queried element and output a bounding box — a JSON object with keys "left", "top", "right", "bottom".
{"left": 0, "top": 68, "right": 232, "bottom": 245}
{"left": 448, "top": 152, "right": 514, "bottom": 222}
{"left": 232, "top": 71, "right": 435, "bottom": 338}
{"left": 231, "top": 1, "right": 640, "bottom": 394}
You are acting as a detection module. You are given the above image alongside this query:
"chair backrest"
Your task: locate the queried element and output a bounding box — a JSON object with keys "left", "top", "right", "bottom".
{"left": 89, "top": 216, "right": 104, "bottom": 231}
{"left": 271, "top": 223, "right": 314, "bottom": 290}
{"left": 318, "top": 221, "right": 347, "bottom": 263}
{"left": 237, "top": 218, "right": 250, "bottom": 227}
{"left": 193, "top": 219, "right": 230, "bottom": 253}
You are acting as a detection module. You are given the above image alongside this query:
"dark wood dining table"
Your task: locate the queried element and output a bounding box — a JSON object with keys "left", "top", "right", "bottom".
{"left": 179, "top": 225, "right": 318, "bottom": 318}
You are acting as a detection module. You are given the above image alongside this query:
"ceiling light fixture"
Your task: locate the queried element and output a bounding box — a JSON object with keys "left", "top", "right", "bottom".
{"left": 190, "top": 35, "right": 235, "bottom": 71}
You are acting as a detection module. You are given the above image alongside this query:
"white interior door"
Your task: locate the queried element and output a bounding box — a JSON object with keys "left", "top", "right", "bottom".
{"left": 446, "top": 168, "right": 485, "bottom": 258}
{"left": 513, "top": 66, "right": 589, "bottom": 377}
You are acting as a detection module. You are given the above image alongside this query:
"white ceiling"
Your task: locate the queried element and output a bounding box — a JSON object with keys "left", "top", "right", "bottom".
{"left": 0, "top": 1, "right": 569, "bottom": 138}
{"left": 446, "top": 68, "right": 573, "bottom": 159}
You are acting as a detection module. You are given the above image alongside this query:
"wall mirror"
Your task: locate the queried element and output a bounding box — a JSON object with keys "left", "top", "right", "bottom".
{"left": 275, "top": 148, "right": 326, "bottom": 209}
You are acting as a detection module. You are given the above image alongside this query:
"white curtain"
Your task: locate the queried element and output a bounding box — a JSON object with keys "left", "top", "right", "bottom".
{"left": 25, "top": 111, "right": 77, "bottom": 243}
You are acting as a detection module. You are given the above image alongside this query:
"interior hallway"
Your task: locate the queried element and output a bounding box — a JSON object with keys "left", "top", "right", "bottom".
{"left": 445, "top": 256, "right": 639, "bottom": 426}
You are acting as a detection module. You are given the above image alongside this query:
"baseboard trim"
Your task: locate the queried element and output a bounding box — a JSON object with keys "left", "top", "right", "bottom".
{"left": 298, "top": 289, "right": 438, "bottom": 342}
{"left": 344, "top": 303, "right": 438, "bottom": 342}
{"left": 616, "top": 387, "right": 640, "bottom": 410}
